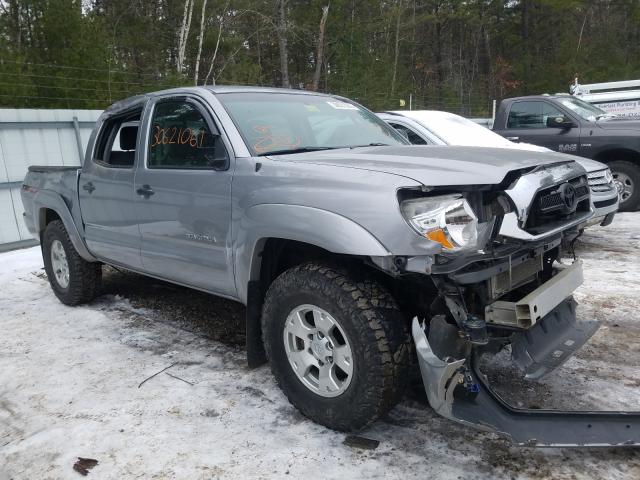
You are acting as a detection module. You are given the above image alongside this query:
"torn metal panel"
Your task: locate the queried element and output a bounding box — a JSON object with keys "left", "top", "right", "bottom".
{"left": 453, "top": 360, "right": 640, "bottom": 447}
{"left": 412, "top": 318, "right": 640, "bottom": 447}
{"left": 511, "top": 298, "right": 600, "bottom": 379}
{"left": 411, "top": 318, "right": 465, "bottom": 420}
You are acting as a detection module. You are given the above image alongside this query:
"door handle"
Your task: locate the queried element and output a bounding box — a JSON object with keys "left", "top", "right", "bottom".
{"left": 136, "top": 184, "right": 155, "bottom": 198}
{"left": 82, "top": 182, "right": 95, "bottom": 193}
{"left": 506, "top": 136, "right": 520, "bottom": 142}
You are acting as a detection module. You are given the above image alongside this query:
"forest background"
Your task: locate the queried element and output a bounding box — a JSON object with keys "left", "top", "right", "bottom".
{"left": 1, "top": 0, "right": 639, "bottom": 115}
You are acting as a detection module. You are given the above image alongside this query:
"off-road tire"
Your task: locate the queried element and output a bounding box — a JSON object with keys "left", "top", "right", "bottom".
{"left": 262, "top": 262, "right": 410, "bottom": 431}
{"left": 42, "top": 220, "right": 102, "bottom": 305}
{"left": 609, "top": 160, "right": 640, "bottom": 212}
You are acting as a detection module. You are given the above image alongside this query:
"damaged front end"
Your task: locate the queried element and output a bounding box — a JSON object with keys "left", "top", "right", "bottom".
{"left": 408, "top": 162, "right": 640, "bottom": 447}
{"left": 412, "top": 317, "right": 640, "bottom": 447}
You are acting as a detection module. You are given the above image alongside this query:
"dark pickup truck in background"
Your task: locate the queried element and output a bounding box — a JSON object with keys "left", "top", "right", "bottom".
{"left": 492, "top": 95, "right": 640, "bottom": 211}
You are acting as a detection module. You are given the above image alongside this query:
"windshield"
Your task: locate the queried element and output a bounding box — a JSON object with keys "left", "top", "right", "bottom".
{"left": 217, "top": 92, "right": 407, "bottom": 155}
{"left": 412, "top": 112, "right": 513, "bottom": 147}
{"left": 555, "top": 97, "right": 607, "bottom": 121}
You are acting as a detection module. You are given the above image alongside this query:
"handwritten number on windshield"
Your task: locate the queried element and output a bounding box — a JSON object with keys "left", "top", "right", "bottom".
{"left": 151, "top": 125, "right": 206, "bottom": 148}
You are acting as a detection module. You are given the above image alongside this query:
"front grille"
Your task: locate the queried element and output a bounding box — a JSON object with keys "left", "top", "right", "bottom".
{"left": 587, "top": 170, "right": 615, "bottom": 193}
{"left": 538, "top": 184, "right": 589, "bottom": 213}
{"left": 525, "top": 176, "right": 591, "bottom": 234}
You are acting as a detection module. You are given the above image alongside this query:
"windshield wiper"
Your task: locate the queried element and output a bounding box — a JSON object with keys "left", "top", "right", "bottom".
{"left": 258, "top": 143, "right": 391, "bottom": 156}
{"left": 349, "top": 142, "right": 391, "bottom": 148}
{"left": 257, "top": 146, "right": 337, "bottom": 156}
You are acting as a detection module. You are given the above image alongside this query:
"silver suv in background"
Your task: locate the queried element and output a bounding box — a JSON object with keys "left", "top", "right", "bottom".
{"left": 378, "top": 110, "right": 619, "bottom": 228}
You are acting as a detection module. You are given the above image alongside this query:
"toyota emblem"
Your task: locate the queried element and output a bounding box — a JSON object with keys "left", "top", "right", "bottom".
{"left": 559, "top": 183, "right": 577, "bottom": 210}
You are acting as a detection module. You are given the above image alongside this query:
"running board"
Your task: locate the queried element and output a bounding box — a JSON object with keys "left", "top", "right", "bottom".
{"left": 412, "top": 318, "right": 640, "bottom": 447}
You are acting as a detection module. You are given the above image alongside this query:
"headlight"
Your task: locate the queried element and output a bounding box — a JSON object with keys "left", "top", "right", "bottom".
{"left": 400, "top": 194, "right": 494, "bottom": 252}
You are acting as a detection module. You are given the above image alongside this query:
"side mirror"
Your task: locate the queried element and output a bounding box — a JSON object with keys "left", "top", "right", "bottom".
{"left": 206, "top": 156, "right": 229, "bottom": 171}
{"left": 546, "top": 115, "right": 575, "bottom": 129}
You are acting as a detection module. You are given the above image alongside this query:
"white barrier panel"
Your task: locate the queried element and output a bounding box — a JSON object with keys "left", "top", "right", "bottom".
{"left": 0, "top": 109, "right": 102, "bottom": 246}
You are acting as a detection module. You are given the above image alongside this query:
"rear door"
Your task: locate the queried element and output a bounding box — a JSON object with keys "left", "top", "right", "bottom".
{"left": 502, "top": 100, "right": 581, "bottom": 153}
{"left": 78, "top": 114, "right": 143, "bottom": 269}
{"left": 134, "top": 95, "right": 236, "bottom": 297}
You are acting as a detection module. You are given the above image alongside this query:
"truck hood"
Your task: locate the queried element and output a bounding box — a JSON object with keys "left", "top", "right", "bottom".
{"left": 474, "top": 142, "right": 606, "bottom": 173}
{"left": 270, "top": 145, "right": 575, "bottom": 186}
{"left": 596, "top": 118, "right": 640, "bottom": 131}
{"left": 553, "top": 153, "right": 607, "bottom": 173}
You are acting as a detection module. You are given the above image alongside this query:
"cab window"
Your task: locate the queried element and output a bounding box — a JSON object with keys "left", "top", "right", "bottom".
{"left": 94, "top": 113, "right": 141, "bottom": 168}
{"left": 507, "top": 101, "right": 564, "bottom": 129}
{"left": 148, "top": 99, "right": 228, "bottom": 170}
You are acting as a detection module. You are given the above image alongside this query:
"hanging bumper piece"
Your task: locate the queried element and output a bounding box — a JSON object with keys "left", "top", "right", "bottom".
{"left": 412, "top": 318, "right": 640, "bottom": 447}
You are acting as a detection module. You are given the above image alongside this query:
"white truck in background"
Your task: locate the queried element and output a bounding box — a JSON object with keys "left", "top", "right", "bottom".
{"left": 571, "top": 79, "right": 640, "bottom": 118}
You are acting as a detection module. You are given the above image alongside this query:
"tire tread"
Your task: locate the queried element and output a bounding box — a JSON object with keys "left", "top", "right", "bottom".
{"left": 609, "top": 160, "right": 640, "bottom": 212}
{"left": 43, "top": 220, "right": 101, "bottom": 305}
{"left": 261, "top": 262, "right": 409, "bottom": 431}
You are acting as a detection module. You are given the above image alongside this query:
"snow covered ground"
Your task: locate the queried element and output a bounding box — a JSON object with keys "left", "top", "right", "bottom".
{"left": 1, "top": 213, "right": 639, "bottom": 479}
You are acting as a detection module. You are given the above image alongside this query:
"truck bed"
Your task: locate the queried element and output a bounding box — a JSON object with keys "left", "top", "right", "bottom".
{"left": 27, "top": 165, "right": 80, "bottom": 173}
{"left": 21, "top": 166, "right": 82, "bottom": 240}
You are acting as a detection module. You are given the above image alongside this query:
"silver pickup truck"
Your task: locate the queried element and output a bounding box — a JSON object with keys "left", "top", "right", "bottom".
{"left": 21, "top": 87, "right": 639, "bottom": 447}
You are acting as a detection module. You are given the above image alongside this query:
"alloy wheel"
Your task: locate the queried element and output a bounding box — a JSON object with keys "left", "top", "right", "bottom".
{"left": 50, "top": 239, "right": 70, "bottom": 289}
{"left": 283, "top": 304, "right": 354, "bottom": 397}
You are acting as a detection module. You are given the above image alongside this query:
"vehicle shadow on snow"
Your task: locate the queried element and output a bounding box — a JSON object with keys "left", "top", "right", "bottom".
{"left": 99, "top": 266, "right": 246, "bottom": 346}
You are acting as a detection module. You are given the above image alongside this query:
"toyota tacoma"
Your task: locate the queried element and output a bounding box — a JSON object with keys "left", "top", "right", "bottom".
{"left": 20, "top": 87, "right": 640, "bottom": 447}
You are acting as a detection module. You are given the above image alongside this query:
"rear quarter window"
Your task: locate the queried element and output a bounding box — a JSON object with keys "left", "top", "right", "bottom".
{"left": 93, "top": 117, "right": 140, "bottom": 168}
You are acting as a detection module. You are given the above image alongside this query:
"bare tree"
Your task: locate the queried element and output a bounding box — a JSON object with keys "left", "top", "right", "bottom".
{"left": 276, "top": 0, "right": 290, "bottom": 88}
{"left": 204, "top": 0, "right": 231, "bottom": 86}
{"left": 311, "top": 5, "right": 329, "bottom": 91}
{"left": 390, "top": 0, "right": 404, "bottom": 95}
{"left": 204, "top": 17, "right": 224, "bottom": 85}
{"left": 177, "top": 0, "right": 195, "bottom": 73}
{"left": 194, "top": 0, "right": 208, "bottom": 85}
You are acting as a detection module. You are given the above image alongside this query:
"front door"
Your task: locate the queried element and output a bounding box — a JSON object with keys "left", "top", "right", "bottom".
{"left": 134, "top": 96, "right": 236, "bottom": 297}
{"left": 502, "top": 100, "right": 581, "bottom": 154}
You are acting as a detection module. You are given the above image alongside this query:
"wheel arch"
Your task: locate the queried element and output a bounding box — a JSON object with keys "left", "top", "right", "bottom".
{"left": 593, "top": 147, "right": 640, "bottom": 165}
{"left": 597, "top": 151, "right": 640, "bottom": 211}
{"left": 236, "top": 204, "right": 391, "bottom": 304}
{"left": 34, "top": 191, "right": 96, "bottom": 261}
{"left": 238, "top": 204, "right": 393, "bottom": 368}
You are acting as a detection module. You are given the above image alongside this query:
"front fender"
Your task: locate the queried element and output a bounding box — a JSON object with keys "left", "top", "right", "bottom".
{"left": 33, "top": 190, "right": 96, "bottom": 262}
{"left": 234, "top": 204, "right": 391, "bottom": 304}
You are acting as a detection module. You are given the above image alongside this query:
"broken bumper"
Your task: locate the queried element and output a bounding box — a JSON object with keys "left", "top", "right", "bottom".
{"left": 412, "top": 318, "right": 640, "bottom": 447}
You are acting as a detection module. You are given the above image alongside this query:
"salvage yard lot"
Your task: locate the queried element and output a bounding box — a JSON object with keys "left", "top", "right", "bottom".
{"left": 1, "top": 214, "right": 639, "bottom": 479}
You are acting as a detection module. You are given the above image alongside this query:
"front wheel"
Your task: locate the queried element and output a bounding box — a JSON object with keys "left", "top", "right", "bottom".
{"left": 42, "top": 220, "right": 102, "bottom": 305}
{"left": 609, "top": 160, "right": 640, "bottom": 211}
{"left": 262, "top": 262, "right": 410, "bottom": 431}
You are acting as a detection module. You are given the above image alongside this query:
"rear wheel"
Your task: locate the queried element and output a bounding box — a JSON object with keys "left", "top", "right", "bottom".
{"left": 42, "top": 220, "right": 102, "bottom": 305}
{"left": 609, "top": 160, "right": 640, "bottom": 211}
{"left": 262, "top": 262, "right": 410, "bottom": 431}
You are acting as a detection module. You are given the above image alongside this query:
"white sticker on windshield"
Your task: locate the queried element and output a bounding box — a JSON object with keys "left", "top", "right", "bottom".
{"left": 326, "top": 100, "right": 358, "bottom": 110}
